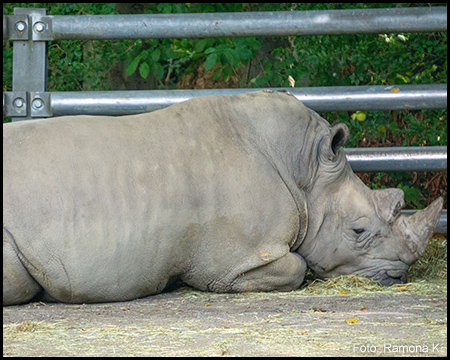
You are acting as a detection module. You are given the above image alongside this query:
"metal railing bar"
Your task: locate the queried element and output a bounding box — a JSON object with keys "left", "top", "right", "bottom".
{"left": 42, "top": 85, "right": 447, "bottom": 118}
{"left": 345, "top": 147, "right": 447, "bottom": 172}
{"left": 34, "top": 7, "right": 449, "bottom": 40}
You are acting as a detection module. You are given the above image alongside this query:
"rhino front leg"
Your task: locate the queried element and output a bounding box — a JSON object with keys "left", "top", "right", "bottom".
{"left": 231, "top": 252, "right": 307, "bottom": 292}
{"left": 3, "top": 229, "right": 42, "bottom": 305}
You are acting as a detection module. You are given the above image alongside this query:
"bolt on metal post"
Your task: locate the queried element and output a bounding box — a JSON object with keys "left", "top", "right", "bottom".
{"left": 32, "top": 98, "right": 44, "bottom": 109}
{"left": 15, "top": 21, "right": 26, "bottom": 32}
{"left": 13, "top": 98, "right": 25, "bottom": 108}
{"left": 34, "top": 22, "right": 45, "bottom": 32}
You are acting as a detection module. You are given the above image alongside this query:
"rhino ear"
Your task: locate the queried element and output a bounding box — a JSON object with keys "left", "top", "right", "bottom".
{"left": 330, "top": 124, "right": 350, "bottom": 155}
{"left": 372, "top": 189, "right": 405, "bottom": 224}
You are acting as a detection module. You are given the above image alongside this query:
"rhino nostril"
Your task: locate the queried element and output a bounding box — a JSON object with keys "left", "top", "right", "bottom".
{"left": 376, "top": 271, "right": 408, "bottom": 286}
{"left": 392, "top": 203, "right": 402, "bottom": 221}
{"left": 379, "top": 277, "right": 402, "bottom": 286}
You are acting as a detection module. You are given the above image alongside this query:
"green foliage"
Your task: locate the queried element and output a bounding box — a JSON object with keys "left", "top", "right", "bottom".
{"left": 125, "top": 42, "right": 168, "bottom": 81}
{"left": 202, "top": 38, "right": 260, "bottom": 81}
{"left": 397, "top": 184, "right": 427, "bottom": 209}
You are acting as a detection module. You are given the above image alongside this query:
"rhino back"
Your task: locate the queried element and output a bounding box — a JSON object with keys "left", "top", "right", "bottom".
{"left": 3, "top": 96, "right": 299, "bottom": 302}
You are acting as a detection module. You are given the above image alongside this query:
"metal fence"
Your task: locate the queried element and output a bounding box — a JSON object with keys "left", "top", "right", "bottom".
{"left": 2, "top": 6, "right": 447, "bottom": 232}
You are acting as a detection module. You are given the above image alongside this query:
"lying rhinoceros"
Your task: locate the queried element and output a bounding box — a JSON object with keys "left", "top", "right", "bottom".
{"left": 3, "top": 90, "right": 442, "bottom": 305}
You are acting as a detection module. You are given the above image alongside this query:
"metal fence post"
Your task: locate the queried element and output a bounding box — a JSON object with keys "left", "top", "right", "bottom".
{"left": 10, "top": 7, "right": 48, "bottom": 121}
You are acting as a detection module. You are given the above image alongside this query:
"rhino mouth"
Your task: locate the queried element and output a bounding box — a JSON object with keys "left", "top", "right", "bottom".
{"left": 372, "top": 270, "right": 408, "bottom": 286}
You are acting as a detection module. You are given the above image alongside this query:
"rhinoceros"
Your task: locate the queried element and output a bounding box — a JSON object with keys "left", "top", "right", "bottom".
{"left": 3, "top": 90, "right": 443, "bottom": 305}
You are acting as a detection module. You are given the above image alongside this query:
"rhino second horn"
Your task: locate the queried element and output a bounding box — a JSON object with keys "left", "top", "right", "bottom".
{"left": 397, "top": 197, "right": 443, "bottom": 263}
{"left": 372, "top": 188, "right": 405, "bottom": 224}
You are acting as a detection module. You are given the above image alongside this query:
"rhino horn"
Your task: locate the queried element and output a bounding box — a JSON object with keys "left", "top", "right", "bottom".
{"left": 395, "top": 197, "right": 443, "bottom": 263}
{"left": 372, "top": 188, "right": 405, "bottom": 224}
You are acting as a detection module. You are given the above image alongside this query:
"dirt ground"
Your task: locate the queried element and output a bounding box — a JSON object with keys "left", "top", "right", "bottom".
{"left": 3, "top": 281, "right": 447, "bottom": 357}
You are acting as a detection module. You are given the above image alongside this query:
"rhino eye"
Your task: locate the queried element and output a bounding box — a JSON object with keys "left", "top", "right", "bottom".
{"left": 353, "top": 228, "right": 365, "bottom": 235}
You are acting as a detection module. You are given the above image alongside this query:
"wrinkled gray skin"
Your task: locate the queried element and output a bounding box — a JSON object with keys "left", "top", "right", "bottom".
{"left": 3, "top": 91, "right": 443, "bottom": 305}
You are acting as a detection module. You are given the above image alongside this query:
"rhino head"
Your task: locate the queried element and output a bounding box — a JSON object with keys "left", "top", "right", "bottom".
{"left": 297, "top": 123, "right": 443, "bottom": 286}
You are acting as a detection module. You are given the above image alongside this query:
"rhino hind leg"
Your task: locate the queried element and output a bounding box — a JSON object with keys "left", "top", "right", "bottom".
{"left": 230, "top": 252, "right": 307, "bottom": 292}
{"left": 3, "top": 229, "right": 42, "bottom": 305}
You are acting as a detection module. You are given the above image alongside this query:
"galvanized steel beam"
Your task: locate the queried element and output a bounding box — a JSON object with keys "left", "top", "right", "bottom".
{"left": 4, "top": 84, "right": 446, "bottom": 120}
{"left": 3, "top": 7, "right": 447, "bottom": 41}
{"left": 23, "top": 6, "right": 448, "bottom": 41}
{"left": 45, "top": 85, "right": 446, "bottom": 118}
{"left": 345, "top": 147, "right": 447, "bottom": 172}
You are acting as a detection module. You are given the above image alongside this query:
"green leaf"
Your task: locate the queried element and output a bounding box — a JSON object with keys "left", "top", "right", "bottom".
{"left": 162, "top": 46, "right": 177, "bottom": 60}
{"left": 204, "top": 47, "right": 216, "bottom": 54}
{"left": 205, "top": 53, "right": 218, "bottom": 71}
{"left": 253, "top": 75, "right": 269, "bottom": 87}
{"left": 151, "top": 49, "right": 161, "bottom": 62}
{"left": 355, "top": 111, "right": 367, "bottom": 121}
{"left": 237, "top": 48, "right": 252, "bottom": 61}
{"left": 377, "top": 124, "right": 386, "bottom": 134}
{"left": 195, "top": 39, "right": 207, "bottom": 53}
{"left": 250, "top": 40, "right": 261, "bottom": 50}
{"left": 139, "top": 62, "right": 150, "bottom": 79}
{"left": 272, "top": 73, "right": 282, "bottom": 86}
{"left": 125, "top": 54, "right": 142, "bottom": 77}
{"left": 388, "top": 122, "right": 398, "bottom": 132}
{"left": 152, "top": 63, "right": 164, "bottom": 80}
{"left": 157, "top": 3, "right": 173, "bottom": 14}
{"left": 224, "top": 49, "right": 240, "bottom": 67}
{"left": 222, "top": 65, "right": 232, "bottom": 81}
{"left": 213, "top": 67, "right": 221, "bottom": 81}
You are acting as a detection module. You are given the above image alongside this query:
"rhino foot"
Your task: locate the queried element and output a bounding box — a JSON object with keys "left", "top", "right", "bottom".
{"left": 230, "top": 252, "right": 307, "bottom": 292}
{"left": 3, "top": 228, "right": 42, "bottom": 305}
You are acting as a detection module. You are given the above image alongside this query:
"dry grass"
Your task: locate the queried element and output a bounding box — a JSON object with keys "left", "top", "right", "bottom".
{"left": 297, "top": 235, "right": 447, "bottom": 297}
{"left": 300, "top": 275, "right": 446, "bottom": 297}
{"left": 3, "top": 321, "right": 48, "bottom": 333}
{"left": 409, "top": 235, "right": 447, "bottom": 281}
